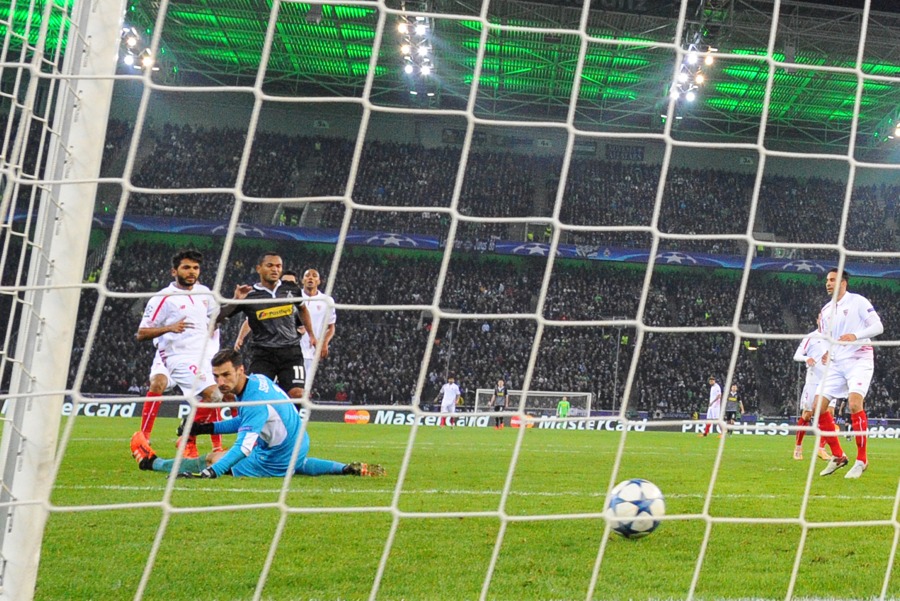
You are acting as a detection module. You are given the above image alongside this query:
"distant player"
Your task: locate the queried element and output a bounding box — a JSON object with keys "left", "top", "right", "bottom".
{"left": 435, "top": 375, "right": 462, "bottom": 428}
{"left": 300, "top": 268, "right": 336, "bottom": 392}
{"left": 699, "top": 376, "right": 721, "bottom": 437}
{"left": 491, "top": 379, "right": 508, "bottom": 429}
{"left": 136, "top": 249, "right": 223, "bottom": 458}
{"left": 724, "top": 384, "right": 744, "bottom": 432}
{"left": 556, "top": 396, "right": 571, "bottom": 418}
{"left": 816, "top": 269, "right": 883, "bottom": 478}
{"left": 792, "top": 328, "right": 834, "bottom": 461}
{"left": 130, "top": 349, "right": 384, "bottom": 478}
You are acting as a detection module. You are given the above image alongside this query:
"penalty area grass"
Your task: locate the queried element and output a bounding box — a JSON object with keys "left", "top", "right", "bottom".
{"left": 34, "top": 417, "right": 900, "bottom": 601}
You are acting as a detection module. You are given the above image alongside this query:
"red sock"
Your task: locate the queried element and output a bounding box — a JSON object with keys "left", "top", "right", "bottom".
{"left": 851, "top": 410, "right": 868, "bottom": 464}
{"left": 703, "top": 423, "right": 711, "bottom": 435}
{"left": 796, "top": 417, "right": 807, "bottom": 446}
{"left": 440, "top": 416, "right": 445, "bottom": 427}
{"left": 195, "top": 406, "right": 223, "bottom": 450}
{"left": 822, "top": 423, "right": 838, "bottom": 448}
{"left": 816, "top": 411, "right": 844, "bottom": 458}
{"left": 140, "top": 392, "right": 163, "bottom": 437}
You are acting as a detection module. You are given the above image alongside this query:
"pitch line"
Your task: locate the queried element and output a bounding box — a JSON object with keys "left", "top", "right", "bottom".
{"left": 53, "top": 484, "right": 900, "bottom": 502}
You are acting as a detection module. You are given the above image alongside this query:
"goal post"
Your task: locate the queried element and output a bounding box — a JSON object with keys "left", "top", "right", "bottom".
{"left": 474, "top": 389, "right": 593, "bottom": 417}
{"left": 0, "top": 0, "right": 125, "bottom": 597}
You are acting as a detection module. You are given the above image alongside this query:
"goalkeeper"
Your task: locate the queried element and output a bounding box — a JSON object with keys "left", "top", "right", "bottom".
{"left": 131, "top": 349, "right": 385, "bottom": 478}
{"left": 556, "top": 396, "right": 570, "bottom": 418}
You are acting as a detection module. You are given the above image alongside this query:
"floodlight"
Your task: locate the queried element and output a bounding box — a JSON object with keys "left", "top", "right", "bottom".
{"left": 398, "top": 22, "right": 408, "bottom": 34}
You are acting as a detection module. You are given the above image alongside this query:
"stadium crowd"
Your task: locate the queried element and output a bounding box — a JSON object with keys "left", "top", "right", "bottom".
{"left": 103, "top": 123, "right": 898, "bottom": 259}
{"left": 66, "top": 237, "right": 898, "bottom": 421}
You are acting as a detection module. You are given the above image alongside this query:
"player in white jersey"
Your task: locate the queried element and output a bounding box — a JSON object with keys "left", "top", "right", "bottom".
{"left": 435, "top": 375, "right": 462, "bottom": 428}
{"left": 792, "top": 329, "right": 834, "bottom": 462}
{"left": 816, "top": 269, "right": 883, "bottom": 479}
{"left": 136, "top": 249, "right": 223, "bottom": 458}
{"left": 300, "top": 269, "right": 336, "bottom": 394}
{"left": 699, "top": 376, "right": 722, "bottom": 437}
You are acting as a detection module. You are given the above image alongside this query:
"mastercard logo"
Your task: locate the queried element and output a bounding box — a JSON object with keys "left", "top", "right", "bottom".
{"left": 344, "top": 410, "right": 370, "bottom": 425}
{"left": 510, "top": 415, "right": 535, "bottom": 429}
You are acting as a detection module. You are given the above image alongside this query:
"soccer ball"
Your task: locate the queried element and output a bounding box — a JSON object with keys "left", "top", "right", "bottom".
{"left": 604, "top": 478, "right": 665, "bottom": 539}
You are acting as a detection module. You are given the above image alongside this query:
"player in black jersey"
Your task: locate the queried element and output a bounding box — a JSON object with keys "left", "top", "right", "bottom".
{"left": 490, "top": 379, "right": 508, "bottom": 429}
{"left": 217, "top": 251, "right": 316, "bottom": 408}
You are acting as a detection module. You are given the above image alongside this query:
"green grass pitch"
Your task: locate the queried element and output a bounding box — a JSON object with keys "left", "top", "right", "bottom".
{"left": 37, "top": 417, "right": 900, "bottom": 600}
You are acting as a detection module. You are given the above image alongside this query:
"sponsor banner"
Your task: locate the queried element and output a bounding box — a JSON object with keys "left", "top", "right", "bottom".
{"left": 344, "top": 410, "right": 371, "bottom": 424}
{"left": 510, "top": 414, "right": 536, "bottom": 428}
{"left": 28, "top": 401, "right": 900, "bottom": 439}
{"left": 66, "top": 214, "right": 899, "bottom": 280}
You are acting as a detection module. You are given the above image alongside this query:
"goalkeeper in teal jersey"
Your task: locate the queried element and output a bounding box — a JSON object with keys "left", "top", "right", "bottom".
{"left": 131, "top": 349, "right": 385, "bottom": 478}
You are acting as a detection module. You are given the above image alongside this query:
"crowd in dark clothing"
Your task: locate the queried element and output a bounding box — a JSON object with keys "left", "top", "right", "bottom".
{"left": 66, "top": 238, "right": 897, "bottom": 420}
{"left": 99, "top": 124, "right": 898, "bottom": 260}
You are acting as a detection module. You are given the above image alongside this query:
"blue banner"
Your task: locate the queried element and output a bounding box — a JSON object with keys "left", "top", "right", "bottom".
{"left": 73, "top": 214, "right": 896, "bottom": 280}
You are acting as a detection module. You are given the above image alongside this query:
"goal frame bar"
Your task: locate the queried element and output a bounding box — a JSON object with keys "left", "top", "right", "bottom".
{"left": 474, "top": 389, "right": 593, "bottom": 416}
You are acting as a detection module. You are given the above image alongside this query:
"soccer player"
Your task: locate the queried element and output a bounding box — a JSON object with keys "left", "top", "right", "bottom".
{"left": 300, "top": 268, "right": 336, "bottom": 392}
{"left": 556, "top": 396, "right": 570, "bottom": 419}
{"left": 217, "top": 252, "right": 317, "bottom": 410}
{"left": 817, "top": 269, "right": 883, "bottom": 478}
{"left": 724, "top": 384, "right": 744, "bottom": 433}
{"left": 136, "top": 249, "right": 223, "bottom": 458}
{"left": 234, "top": 271, "right": 299, "bottom": 351}
{"left": 130, "top": 349, "right": 385, "bottom": 478}
{"left": 792, "top": 329, "right": 834, "bottom": 461}
{"left": 435, "top": 375, "right": 462, "bottom": 428}
{"left": 490, "top": 378, "right": 508, "bottom": 429}
{"left": 699, "top": 376, "right": 722, "bottom": 437}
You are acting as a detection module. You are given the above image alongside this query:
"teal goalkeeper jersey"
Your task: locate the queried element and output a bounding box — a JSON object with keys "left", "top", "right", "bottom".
{"left": 210, "top": 374, "right": 302, "bottom": 477}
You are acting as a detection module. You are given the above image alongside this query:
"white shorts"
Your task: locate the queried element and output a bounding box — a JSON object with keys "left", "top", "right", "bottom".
{"left": 150, "top": 351, "right": 215, "bottom": 396}
{"left": 819, "top": 357, "right": 875, "bottom": 401}
{"left": 800, "top": 381, "right": 837, "bottom": 412}
{"left": 303, "top": 357, "right": 317, "bottom": 386}
{"left": 706, "top": 404, "right": 720, "bottom": 420}
{"left": 441, "top": 402, "right": 457, "bottom": 414}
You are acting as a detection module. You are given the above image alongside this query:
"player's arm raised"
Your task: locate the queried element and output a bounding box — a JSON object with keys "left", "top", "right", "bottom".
{"left": 216, "top": 284, "right": 254, "bottom": 324}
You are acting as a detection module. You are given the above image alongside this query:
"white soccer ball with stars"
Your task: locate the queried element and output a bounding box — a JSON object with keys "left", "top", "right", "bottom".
{"left": 604, "top": 478, "right": 665, "bottom": 539}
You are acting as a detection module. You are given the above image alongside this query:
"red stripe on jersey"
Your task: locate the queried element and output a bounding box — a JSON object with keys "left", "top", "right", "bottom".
{"left": 150, "top": 296, "right": 171, "bottom": 322}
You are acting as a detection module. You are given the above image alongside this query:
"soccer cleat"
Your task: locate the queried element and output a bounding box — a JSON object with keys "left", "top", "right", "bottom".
{"left": 343, "top": 462, "right": 386, "bottom": 477}
{"left": 131, "top": 431, "right": 157, "bottom": 471}
{"left": 212, "top": 446, "right": 228, "bottom": 454}
{"left": 844, "top": 460, "right": 868, "bottom": 479}
{"left": 793, "top": 447, "right": 803, "bottom": 460}
{"left": 175, "top": 437, "right": 200, "bottom": 459}
{"left": 817, "top": 447, "right": 832, "bottom": 461}
{"left": 819, "top": 455, "right": 849, "bottom": 476}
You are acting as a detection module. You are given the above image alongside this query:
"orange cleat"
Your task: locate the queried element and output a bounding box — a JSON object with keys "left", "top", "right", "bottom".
{"left": 131, "top": 432, "right": 157, "bottom": 470}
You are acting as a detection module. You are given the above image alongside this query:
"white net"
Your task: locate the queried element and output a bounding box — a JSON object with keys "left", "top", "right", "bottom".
{"left": 2, "top": 0, "right": 900, "bottom": 599}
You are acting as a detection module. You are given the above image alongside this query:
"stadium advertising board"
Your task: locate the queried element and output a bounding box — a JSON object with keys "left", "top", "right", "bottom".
{"left": 44, "top": 403, "right": 900, "bottom": 439}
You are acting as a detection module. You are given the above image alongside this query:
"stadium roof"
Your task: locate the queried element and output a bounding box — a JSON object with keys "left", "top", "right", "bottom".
{"left": 5, "top": 0, "right": 900, "bottom": 152}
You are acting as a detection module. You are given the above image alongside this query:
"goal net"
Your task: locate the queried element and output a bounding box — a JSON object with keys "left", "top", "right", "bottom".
{"left": 2, "top": 0, "right": 900, "bottom": 599}
{"left": 474, "top": 389, "right": 592, "bottom": 417}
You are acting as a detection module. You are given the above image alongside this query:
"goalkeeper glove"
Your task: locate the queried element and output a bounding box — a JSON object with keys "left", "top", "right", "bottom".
{"left": 176, "top": 467, "right": 217, "bottom": 479}
{"left": 177, "top": 417, "right": 215, "bottom": 437}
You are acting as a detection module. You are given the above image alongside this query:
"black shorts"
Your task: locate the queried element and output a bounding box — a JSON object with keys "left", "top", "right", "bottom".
{"left": 493, "top": 404, "right": 505, "bottom": 412}
{"left": 249, "top": 345, "right": 305, "bottom": 392}
{"left": 725, "top": 411, "right": 738, "bottom": 421}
